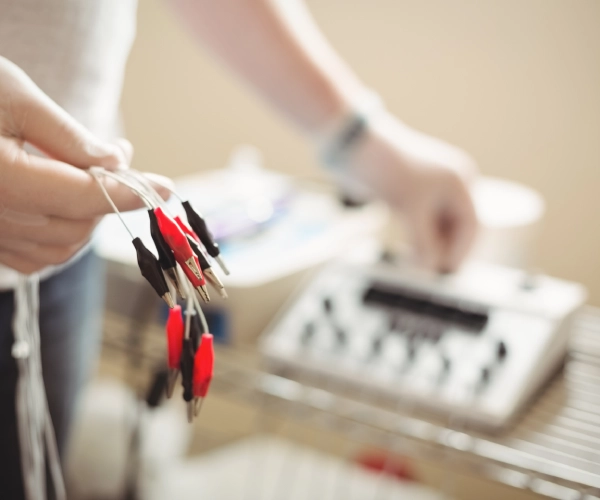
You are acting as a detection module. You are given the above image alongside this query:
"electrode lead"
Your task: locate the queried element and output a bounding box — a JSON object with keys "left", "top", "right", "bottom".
{"left": 132, "top": 237, "right": 174, "bottom": 308}
{"left": 166, "top": 306, "right": 185, "bottom": 397}
{"left": 193, "top": 333, "right": 214, "bottom": 416}
{"left": 154, "top": 207, "right": 209, "bottom": 302}
{"left": 148, "top": 209, "right": 186, "bottom": 299}
{"left": 181, "top": 201, "right": 230, "bottom": 275}
{"left": 187, "top": 236, "right": 227, "bottom": 299}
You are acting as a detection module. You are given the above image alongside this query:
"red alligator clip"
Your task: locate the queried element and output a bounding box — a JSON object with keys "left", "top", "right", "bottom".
{"left": 165, "top": 305, "right": 185, "bottom": 397}
{"left": 192, "top": 333, "right": 214, "bottom": 414}
{"left": 174, "top": 215, "right": 200, "bottom": 243}
{"left": 154, "top": 207, "right": 208, "bottom": 299}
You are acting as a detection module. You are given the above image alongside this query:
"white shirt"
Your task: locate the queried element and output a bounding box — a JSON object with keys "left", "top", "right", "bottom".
{"left": 0, "top": 0, "right": 137, "bottom": 288}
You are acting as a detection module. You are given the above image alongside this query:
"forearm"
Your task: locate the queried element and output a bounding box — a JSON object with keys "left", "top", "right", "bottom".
{"left": 168, "top": 0, "right": 368, "bottom": 134}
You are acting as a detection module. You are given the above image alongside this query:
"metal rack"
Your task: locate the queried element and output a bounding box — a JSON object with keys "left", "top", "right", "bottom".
{"left": 101, "top": 306, "right": 600, "bottom": 500}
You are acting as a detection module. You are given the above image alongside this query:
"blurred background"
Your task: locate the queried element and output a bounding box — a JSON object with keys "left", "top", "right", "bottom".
{"left": 121, "top": 0, "right": 600, "bottom": 305}
{"left": 68, "top": 2, "right": 600, "bottom": 500}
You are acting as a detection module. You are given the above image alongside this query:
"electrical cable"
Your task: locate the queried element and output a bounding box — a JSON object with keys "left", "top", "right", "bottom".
{"left": 90, "top": 171, "right": 135, "bottom": 240}
{"left": 120, "top": 170, "right": 168, "bottom": 209}
{"left": 13, "top": 274, "right": 66, "bottom": 500}
{"left": 10, "top": 165, "right": 225, "bottom": 498}
{"left": 90, "top": 167, "right": 156, "bottom": 209}
{"left": 137, "top": 171, "right": 185, "bottom": 203}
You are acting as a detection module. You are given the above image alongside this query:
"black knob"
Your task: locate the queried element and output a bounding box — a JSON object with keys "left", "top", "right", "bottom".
{"left": 497, "top": 341, "right": 507, "bottom": 361}
{"left": 335, "top": 327, "right": 347, "bottom": 346}
{"left": 481, "top": 367, "right": 491, "bottom": 384}
{"left": 300, "top": 322, "right": 315, "bottom": 346}
{"left": 323, "top": 297, "right": 333, "bottom": 315}
{"left": 407, "top": 342, "right": 416, "bottom": 360}
{"left": 441, "top": 355, "right": 451, "bottom": 373}
{"left": 372, "top": 335, "right": 384, "bottom": 355}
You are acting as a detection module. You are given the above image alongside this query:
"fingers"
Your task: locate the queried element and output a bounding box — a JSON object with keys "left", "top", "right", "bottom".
{"left": 441, "top": 213, "right": 478, "bottom": 273}
{"left": 0, "top": 216, "right": 98, "bottom": 246}
{"left": 409, "top": 197, "right": 478, "bottom": 273}
{"left": 0, "top": 252, "right": 44, "bottom": 274}
{"left": 7, "top": 72, "right": 128, "bottom": 170}
{"left": 409, "top": 207, "right": 443, "bottom": 271}
{"left": 142, "top": 172, "right": 174, "bottom": 201}
{"left": 0, "top": 242, "right": 86, "bottom": 274}
{"left": 0, "top": 151, "right": 164, "bottom": 219}
{"left": 438, "top": 177, "right": 478, "bottom": 272}
{"left": 114, "top": 138, "right": 134, "bottom": 165}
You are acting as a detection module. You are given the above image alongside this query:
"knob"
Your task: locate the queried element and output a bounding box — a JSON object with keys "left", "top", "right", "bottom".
{"left": 496, "top": 341, "right": 507, "bottom": 361}
{"left": 300, "top": 322, "right": 315, "bottom": 346}
{"left": 481, "top": 366, "right": 491, "bottom": 383}
{"left": 335, "top": 326, "right": 347, "bottom": 346}
{"left": 372, "top": 335, "right": 384, "bottom": 355}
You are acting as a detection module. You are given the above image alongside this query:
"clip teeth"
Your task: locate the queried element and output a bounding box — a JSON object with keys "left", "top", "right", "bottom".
{"left": 203, "top": 268, "right": 228, "bottom": 298}
{"left": 165, "top": 268, "right": 186, "bottom": 299}
{"left": 162, "top": 292, "right": 175, "bottom": 309}
{"left": 184, "top": 257, "right": 203, "bottom": 280}
{"left": 196, "top": 285, "right": 210, "bottom": 303}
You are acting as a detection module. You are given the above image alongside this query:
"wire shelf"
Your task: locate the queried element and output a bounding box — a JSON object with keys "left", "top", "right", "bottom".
{"left": 101, "top": 306, "right": 600, "bottom": 500}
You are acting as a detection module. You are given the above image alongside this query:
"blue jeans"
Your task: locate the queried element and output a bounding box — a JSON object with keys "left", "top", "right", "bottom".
{"left": 0, "top": 251, "right": 104, "bottom": 499}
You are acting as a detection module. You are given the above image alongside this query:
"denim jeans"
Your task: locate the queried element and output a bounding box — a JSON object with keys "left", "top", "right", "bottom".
{"left": 0, "top": 251, "right": 105, "bottom": 499}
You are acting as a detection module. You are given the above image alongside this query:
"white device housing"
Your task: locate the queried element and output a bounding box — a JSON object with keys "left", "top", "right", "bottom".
{"left": 260, "top": 262, "right": 586, "bottom": 432}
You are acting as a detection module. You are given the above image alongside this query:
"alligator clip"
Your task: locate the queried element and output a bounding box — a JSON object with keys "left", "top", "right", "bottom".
{"left": 166, "top": 305, "right": 184, "bottom": 397}
{"left": 193, "top": 333, "right": 214, "bottom": 416}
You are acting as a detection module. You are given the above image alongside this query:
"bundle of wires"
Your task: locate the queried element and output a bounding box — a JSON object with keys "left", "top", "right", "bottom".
{"left": 89, "top": 167, "right": 222, "bottom": 421}
{"left": 11, "top": 166, "right": 225, "bottom": 499}
{"left": 13, "top": 274, "right": 65, "bottom": 500}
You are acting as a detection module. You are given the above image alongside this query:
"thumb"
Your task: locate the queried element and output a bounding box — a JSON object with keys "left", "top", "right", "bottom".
{"left": 11, "top": 73, "right": 126, "bottom": 170}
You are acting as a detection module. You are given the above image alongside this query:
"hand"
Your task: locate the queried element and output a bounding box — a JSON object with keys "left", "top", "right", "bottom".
{"left": 346, "top": 111, "right": 478, "bottom": 272}
{"left": 0, "top": 56, "right": 168, "bottom": 274}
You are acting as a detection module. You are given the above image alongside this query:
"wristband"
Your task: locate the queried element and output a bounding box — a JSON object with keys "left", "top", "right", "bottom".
{"left": 317, "top": 90, "right": 384, "bottom": 170}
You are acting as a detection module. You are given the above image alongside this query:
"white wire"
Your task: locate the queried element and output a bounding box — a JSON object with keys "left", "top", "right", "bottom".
{"left": 90, "top": 170, "right": 135, "bottom": 240}
{"left": 13, "top": 274, "right": 66, "bottom": 500}
{"left": 191, "top": 287, "right": 209, "bottom": 334}
{"left": 138, "top": 171, "right": 185, "bottom": 203}
{"left": 120, "top": 170, "right": 167, "bottom": 209}
{"left": 90, "top": 167, "right": 155, "bottom": 209}
{"left": 180, "top": 268, "right": 209, "bottom": 334}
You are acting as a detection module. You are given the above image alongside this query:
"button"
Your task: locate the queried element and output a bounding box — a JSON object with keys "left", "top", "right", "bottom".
{"left": 441, "top": 355, "right": 451, "bottom": 373}
{"left": 300, "top": 322, "right": 315, "bottom": 346}
{"left": 481, "top": 366, "right": 491, "bottom": 383}
{"left": 372, "top": 335, "right": 384, "bottom": 355}
{"left": 406, "top": 341, "right": 417, "bottom": 360}
{"left": 335, "top": 326, "right": 347, "bottom": 346}
{"left": 496, "top": 341, "right": 507, "bottom": 361}
{"left": 323, "top": 297, "right": 333, "bottom": 314}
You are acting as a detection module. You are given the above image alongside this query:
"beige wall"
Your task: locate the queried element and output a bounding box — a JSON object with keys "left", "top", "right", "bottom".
{"left": 121, "top": 0, "right": 600, "bottom": 305}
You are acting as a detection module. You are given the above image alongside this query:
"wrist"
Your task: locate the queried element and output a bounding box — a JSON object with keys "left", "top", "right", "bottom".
{"left": 313, "top": 89, "right": 385, "bottom": 171}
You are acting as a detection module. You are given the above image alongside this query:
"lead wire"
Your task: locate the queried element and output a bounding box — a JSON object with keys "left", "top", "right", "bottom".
{"left": 90, "top": 170, "right": 136, "bottom": 240}
{"left": 118, "top": 170, "right": 167, "bottom": 210}
{"left": 90, "top": 167, "right": 156, "bottom": 209}
{"left": 138, "top": 171, "right": 185, "bottom": 203}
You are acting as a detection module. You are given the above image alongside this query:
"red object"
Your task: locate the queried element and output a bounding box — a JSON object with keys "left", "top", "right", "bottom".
{"left": 179, "top": 254, "right": 205, "bottom": 287}
{"left": 355, "top": 451, "right": 415, "bottom": 482}
{"left": 193, "top": 333, "right": 214, "bottom": 398}
{"left": 166, "top": 306, "right": 184, "bottom": 369}
{"left": 174, "top": 216, "right": 200, "bottom": 243}
{"left": 154, "top": 207, "right": 205, "bottom": 287}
